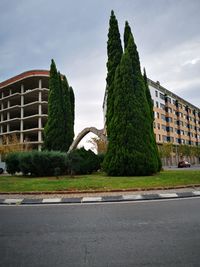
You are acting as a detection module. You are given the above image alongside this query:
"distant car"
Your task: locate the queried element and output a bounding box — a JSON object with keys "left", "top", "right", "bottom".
{"left": 178, "top": 160, "right": 191, "bottom": 168}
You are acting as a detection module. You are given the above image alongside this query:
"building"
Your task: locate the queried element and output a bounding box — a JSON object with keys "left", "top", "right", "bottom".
{"left": 148, "top": 79, "right": 200, "bottom": 147}
{"left": 103, "top": 78, "right": 200, "bottom": 164}
{"left": 0, "top": 70, "right": 49, "bottom": 152}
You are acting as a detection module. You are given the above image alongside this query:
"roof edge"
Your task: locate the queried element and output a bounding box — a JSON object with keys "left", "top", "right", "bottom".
{"left": 0, "top": 70, "right": 49, "bottom": 88}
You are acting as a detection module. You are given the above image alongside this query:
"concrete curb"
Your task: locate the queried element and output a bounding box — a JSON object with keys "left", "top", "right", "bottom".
{"left": 1, "top": 190, "right": 200, "bottom": 205}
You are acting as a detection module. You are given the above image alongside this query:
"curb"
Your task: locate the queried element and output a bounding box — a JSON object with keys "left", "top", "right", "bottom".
{"left": 1, "top": 190, "right": 200, "bottom": 205}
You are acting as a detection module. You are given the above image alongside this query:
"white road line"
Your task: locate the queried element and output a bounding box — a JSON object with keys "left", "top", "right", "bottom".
{"left": 4, "top": 198, "right": 23, "bottom": 204}
{"left": 123, "top": 194, "right": 143, "bottom": 200}
{"left": 42, "top": 198, "right": 62, "bottom": 203}
{"left": 82, "top": 197, "right": 102, "bottom": 202}
{"left": 159, "top": 193, "right": 178, "bottom": 198}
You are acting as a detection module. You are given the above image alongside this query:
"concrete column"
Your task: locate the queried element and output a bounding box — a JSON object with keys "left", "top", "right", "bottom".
{"left": 39, "top": 79, "right": 42, "bottom": 89}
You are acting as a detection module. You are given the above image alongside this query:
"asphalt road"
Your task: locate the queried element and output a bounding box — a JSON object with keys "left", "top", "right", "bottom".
{"left": 0, "top": 198, "right": 200, "bottom": 267}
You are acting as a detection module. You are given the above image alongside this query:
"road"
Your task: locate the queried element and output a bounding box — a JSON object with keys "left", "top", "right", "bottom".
{"left": 0, "top": 198, "right": 200, "bottom": 267}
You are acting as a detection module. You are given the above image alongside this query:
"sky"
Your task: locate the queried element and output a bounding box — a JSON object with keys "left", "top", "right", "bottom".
{"left": 0, "top": 0, "right": 200, "bottom": 146}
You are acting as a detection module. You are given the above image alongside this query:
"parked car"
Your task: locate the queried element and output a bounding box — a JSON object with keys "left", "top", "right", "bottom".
{"left": 178, "top": 160, "right": 191, "bottom": 168}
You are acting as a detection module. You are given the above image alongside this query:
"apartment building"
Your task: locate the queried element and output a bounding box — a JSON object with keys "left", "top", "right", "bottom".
{"left": 149, "top": 79, "right": 200, "bottom": 147}
{"left": 0, "top": 70, "right": 49, "bottom": 151}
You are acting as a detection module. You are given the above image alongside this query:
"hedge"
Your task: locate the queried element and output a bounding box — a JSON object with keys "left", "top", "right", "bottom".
{"left": 5, "top": 148, "right": 101, "bottom": 176}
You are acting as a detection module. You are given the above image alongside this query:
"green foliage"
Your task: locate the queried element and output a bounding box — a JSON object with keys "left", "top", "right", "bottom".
{"left": 43, "top": 60, "right": 75, "bottom": 152}
{"left": 106, "top": 10, "right": 123, "bottom": 136}
{"left": 62, "top": 76, "right": 74, "bottom": 151}
{"left": 5, "top": 149, "right": 100, "bottom": 176}
{"left": 104, "top": 19, "right": 161, "bottom": 176}
{"left": 5, "top": 152, "right": 20, "bottom": 175}
{"left": 5, "top": 151, "right": 68, "bottom": 176}
{"left": 68, "top": 148, "right": 100, "bottom": 175}
{"left": 143, "top": 68, "right": 162, "bottom": 170}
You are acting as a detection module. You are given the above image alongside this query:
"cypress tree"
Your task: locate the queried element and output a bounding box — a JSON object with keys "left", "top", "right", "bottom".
{"left": 43, "top": 60, "right": 75, "bottom": 152}
{"left": 61, "top": 76, "right": 74, "bottom": 151}
{"left": 106, "top": 10, "right": 123, "bottom": 136}
{"left": 123, "top": 23, "right": 160, "bottom": 174}
{"left": 69, "top": 86, "right": 75, "bottom": 126}
{"left": 143, "top": 68, "right": 162, "bottom": 170}
{"left": 103, "top": 50, "right": 138, "bottom": 175}
{"left": 43, "top": 59, "right": 64, "bottom": 151}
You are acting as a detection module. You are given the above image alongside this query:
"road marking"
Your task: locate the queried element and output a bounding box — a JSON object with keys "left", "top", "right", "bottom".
{"left": 42, "top": 198, "right": 62, "bottom": 203}
{"left": 82, "top": 197, "right": 102, "bottom": 202}
{"left": 122, "top": 194, "right": 143, "bottom": 200}
{"left": 159, "top": 193, "right": 178, "bottom": 198}
{"left": 4, "top": 198, "right": 23, "bottom": 204}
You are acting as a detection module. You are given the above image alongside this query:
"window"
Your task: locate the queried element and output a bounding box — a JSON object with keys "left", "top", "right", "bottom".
{"left": 162, "top": 135, "right": 167, "bottom": 142}
{"left": 167, "top": 127, "right": 173, "bottom": 132}
{"left": 180, "top": 130, "right": 184, "bottom": 135}
{"left": 157, "top": 123, "right": 160, "bottom": 130}
{"left": 166, "top": 107, "right": 172, "bottom": 113}
{"left": 158, "top": 134, "right": 161, "bottom": 141}
{"left": 157, "top": 112, "right": 160, "bottom": 119}
{"left": 155, "top": 90, "right": 158, "bottom": 97}
{"left": 156, "top": 101, "right": 159, "bottom": 108}
{"left": 166, "top": 117, "right": 173, "bottom": 123}
{"left": 160, "top": 103, "right": 165, "bottom": 110}
{"left": 166, "top": 97, "right": 171, "bottom": 103}
{"left": 160, "top": 93, "right": 165, "bottom": 100}
{"left": 173, "top": 100, "right": 176, "bottom": 105}
{"left": 162, "top": 125, "right": 166, "bottom": 131}
{"left": 161, "top": 114, "right": 165, "bottom": 121}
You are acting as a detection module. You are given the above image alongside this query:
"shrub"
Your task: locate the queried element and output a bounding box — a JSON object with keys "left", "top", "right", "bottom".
{"left": 5, "top": 150, "right": 68, "bottom": 176}
{"left": 68, "top": 148, "right": 100, "bottom": 175}
{"left": 5, "top": 152, "right": 20, "bottom": 175}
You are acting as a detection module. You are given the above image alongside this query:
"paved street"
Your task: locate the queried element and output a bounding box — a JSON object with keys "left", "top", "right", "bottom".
{"left": 1, "top": 198, "right": 200, "bottom": 267}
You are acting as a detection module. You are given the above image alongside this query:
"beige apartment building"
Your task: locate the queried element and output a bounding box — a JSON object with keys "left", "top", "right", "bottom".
{"left": 149, "top": 79, "right": 200, "bottom": 147}
{"left": 0, "top": 70, "right": 49, "bottom": 152}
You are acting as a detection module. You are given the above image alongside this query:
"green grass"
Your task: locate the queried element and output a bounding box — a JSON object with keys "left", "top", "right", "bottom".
{"left": 0, "top": 170, "right": 200, "bottom": 193}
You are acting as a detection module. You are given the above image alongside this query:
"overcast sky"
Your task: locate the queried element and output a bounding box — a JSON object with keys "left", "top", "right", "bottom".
{"left": 0, "top": 0, "right": 200, "bottom": 144}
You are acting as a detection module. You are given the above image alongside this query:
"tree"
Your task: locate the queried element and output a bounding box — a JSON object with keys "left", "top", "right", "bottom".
{"left": 123, "top": 22, "right": 161, "bottom": 173}
{"left": 103, "top": 20, "right": 161, "bottom": 176}
{"left": 143, "top": 68, "right": 162, "bottom": 170}
{"left": 43, "top": 60, "right": 74, "bottom": 151}
{"left": 62, "top": 76, "right": 74, "bottom": 151}
{"left": 69, "top": 86, "right": 75, "bottom": 139}
{"left": 105, "top": 10, "right": 123, "bottom": 137}
{"left": 43, "top": 60, "right": 64, "bottom": 151}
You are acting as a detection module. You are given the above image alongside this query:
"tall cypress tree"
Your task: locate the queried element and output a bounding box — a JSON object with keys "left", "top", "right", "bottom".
{"left": 106, "top": 10, "right": 123, "bottom": 136}
{"left": 43, "top": 60, "right": 75, "bottom": 152}
{"left": 103, "top": 49, "right": 138, "bottom": 175}
{"left": 43, "top": 60, "right": 64, "bottom": 151}
{"left": 123, "top": 23, "right": 160, "bottom": 174}
{"left": 61, "top": 76, "right": 74, "bottom": 151}
{"left": 69, "top": 86, "right": 75, "bottom": 127}
{"left": 143, "top": 68, "right": 162, "bottom": 170}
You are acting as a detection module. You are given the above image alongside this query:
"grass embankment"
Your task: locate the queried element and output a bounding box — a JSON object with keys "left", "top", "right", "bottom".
{"left": 0, "top": 170, "right": 200, "bottom": 193}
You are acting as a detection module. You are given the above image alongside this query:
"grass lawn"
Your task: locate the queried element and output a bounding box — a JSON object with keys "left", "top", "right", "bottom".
{"left": 0, "top": 170, "right": 200, "bottom": 193}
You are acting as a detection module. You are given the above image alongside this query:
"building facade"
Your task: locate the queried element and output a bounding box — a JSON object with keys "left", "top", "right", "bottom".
{"left": 149, "top": 79, "right": 200, "bottom": 147}
{"left": 0, "top": 70, "right": 49, "bottom": 151}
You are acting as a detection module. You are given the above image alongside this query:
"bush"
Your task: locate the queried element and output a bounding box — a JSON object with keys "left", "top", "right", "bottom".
{"left": 5, "top": 150, "right": 68, "bottom": 176}
{"left": 68, "top": 148, "right": 100, "bottom": 175}
{"left": 5, "top": 149, "right": 100, "bottom": 176}
{"left": 5, "top": 152, "right": 20, "bottom": 175}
